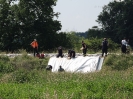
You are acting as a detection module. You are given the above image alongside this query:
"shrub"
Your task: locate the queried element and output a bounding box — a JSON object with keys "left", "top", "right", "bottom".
{"left": 84, "top": 38, "right": 119, "bottom": 53}
{"left": 104, "top": 54, "right": 133, "bottom": 70}
{"left": 0, "top": 56, "right": 14, "bottom": 73}
{"left": 11, "top": 54, "right": 49, "bottom": 71}
{"left": 0, "top": 62, "right": 14, "bottom": 73}
{"left": 0, "top": 55, "right": 10, "bottom": 63}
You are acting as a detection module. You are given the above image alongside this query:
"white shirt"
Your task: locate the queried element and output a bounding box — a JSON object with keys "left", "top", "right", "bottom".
{"left": 121, "top": 39, "right": 127, "bottom": 46}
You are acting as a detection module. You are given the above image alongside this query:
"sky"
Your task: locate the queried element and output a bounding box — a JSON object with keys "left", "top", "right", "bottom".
{"left": 54, "top": 0, "right": 115, "bottom": 32}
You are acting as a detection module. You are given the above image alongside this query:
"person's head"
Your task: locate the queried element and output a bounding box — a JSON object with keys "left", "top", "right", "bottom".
{"left": 34, "top": 39, "right": 37, "bottom": 41}
{"left": 58, "top": 46, "right": 62, "bottom": 49}
{"left": 104, "top": 38, "right": 107, "bottom": 41}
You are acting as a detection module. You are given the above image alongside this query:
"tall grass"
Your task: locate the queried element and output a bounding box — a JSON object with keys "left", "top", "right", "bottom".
{"left": 0, "top": 54, "right": 133, "bottom": 98}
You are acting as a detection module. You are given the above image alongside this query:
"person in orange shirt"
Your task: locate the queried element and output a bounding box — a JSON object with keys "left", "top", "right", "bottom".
{"left": 30, "top": 39, "right": 39, "bottom": 57}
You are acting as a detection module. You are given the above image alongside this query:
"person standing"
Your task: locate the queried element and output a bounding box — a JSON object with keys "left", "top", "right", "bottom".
{"left": 56, "top": 46, "right": 63, "bottom": 58}
{"left": 121, "top": 37, "right": 127, "bottom": 53}
{"left": 30, "top": 39, "right": 39, "bottom": 57}
{"left": 101, "top": 38, "right": 108, "bottom": 57}
{"left": 81, "top": 41, "right": 87, "bottom": 56}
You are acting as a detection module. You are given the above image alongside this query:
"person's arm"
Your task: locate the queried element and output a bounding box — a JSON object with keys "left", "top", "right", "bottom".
{"left": 84, "top": 43, "right": 87, "bottom": 49}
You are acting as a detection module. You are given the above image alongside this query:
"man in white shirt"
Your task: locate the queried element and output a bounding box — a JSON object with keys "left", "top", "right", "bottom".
{"left": 121, "top": 38, "right": 127, "bottom": 53}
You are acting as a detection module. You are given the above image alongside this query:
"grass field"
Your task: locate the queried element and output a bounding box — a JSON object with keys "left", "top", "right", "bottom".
{"left": 0, "top": 53, "right": 133, "bottom": 99}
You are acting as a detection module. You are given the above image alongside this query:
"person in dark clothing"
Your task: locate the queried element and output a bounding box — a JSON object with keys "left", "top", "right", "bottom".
{"left": 68, "top": 49, "right": 75, "bottom": 58}
{"left": 81, "top": 41, "right": 87, "bottom": 56}
{"left": 101, "top": 38, "right": 108, "bottom": 57}
{"left": 58, "top": 66, "right": 65, "bottom": 72}
{"left": 46, "top": 65, "right": 52, "bottom": 71}
{"left": 56, "top": 46, "right": 63, "bottom": 58}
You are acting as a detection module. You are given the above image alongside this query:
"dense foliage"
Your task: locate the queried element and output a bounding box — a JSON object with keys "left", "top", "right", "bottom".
{"left": 97, "top": 0, "right": 133, "bottom": 46}
{"left": 0, "top": 0, "right": 62, "bottom": 52}
{"left": 0, "top": 0, "right": 132, "bottom": 53}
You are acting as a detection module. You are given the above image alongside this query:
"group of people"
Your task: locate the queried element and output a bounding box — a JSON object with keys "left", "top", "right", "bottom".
{"left": 101, "top": 37, "right": 130, "bottom": 57}
{"left": 56, "top": 46, "right": 76, "bottom": 59}
{"left": 30, "top": 37, "right": 129, "bottom": 58}
{"left": 30, "top": 38, "right": 106, "bottom": 58}
{"left": 56, "top": 41, "right": 87, "bottom": 58}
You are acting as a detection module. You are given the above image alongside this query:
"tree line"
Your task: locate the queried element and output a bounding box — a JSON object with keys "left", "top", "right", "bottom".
{"left": 89, "top": 0, "right": 133, "bottom": 47}
{"left": 0, "top": 0, "right": 132, "bottom": 53}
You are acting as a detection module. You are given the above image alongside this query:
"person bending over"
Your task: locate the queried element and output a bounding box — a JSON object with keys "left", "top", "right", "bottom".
{"left": 68, "top": 49, "right": 75, "bottom": 58}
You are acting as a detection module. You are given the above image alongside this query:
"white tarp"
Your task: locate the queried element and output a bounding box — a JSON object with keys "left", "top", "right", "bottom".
{"left": 48, "top": 56, "right": 104, "bottom": 73}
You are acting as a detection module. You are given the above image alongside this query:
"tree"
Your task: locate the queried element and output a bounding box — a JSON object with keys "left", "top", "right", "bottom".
{"left": 16, "top": 0, "right": 62, "bottom": 51}
{"left": 0, "top": 0, "right": 20, "bottom": 52}
{"left": 87, "top": 27, "right": 103, "bottom": 38}
{"left": 97, "top": 0, "right": 133, "bottom": 46}
{"left": 0, "top": 0, "right": 62, "bottom": 52}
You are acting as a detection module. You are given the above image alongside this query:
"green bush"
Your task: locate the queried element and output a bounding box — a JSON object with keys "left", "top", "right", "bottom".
{"left": 11, "top": 54, "right": 49, "bottom": 71}
{"left": 104, "top": 54, "right": 133, "bottom": 70}
{"left": 0, "top": 55, "right": 10, "bottom": 63}
{"left": 0, "top": 56, "right": 14, "bottom": 73}
{"left": 83, "top": 38, "right": 119, "bottom": 53}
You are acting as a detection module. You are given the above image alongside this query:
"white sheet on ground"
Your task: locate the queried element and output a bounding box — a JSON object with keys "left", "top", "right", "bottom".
{"left": 48, "top": 56, "right": 103, "bottom": 73}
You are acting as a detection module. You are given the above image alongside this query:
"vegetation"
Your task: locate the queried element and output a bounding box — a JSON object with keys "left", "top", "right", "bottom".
{"left": 0, "top": 0, "right": 61, "bottom": 52}
{"left": 0, "top": 0, "right": 133, "bottom": 53}
{"left": 0, "top": 0, "right": 133, "bottom": 98}
{"left": 96, "top": 0, "right": 133, "bottom": 46}
{"left": 0, "top": 53, "right": 133, "bottom": 98}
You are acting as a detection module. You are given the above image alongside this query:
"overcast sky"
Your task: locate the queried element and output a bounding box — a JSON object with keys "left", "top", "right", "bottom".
{"left": 54, "top": 0, "right": 115, "bottom": 32}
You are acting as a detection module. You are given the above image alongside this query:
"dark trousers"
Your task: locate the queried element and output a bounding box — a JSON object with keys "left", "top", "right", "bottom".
{"left": 57, "top": 51, "right": 63, "bottom": 58}
{"left": 57, "top": 54, "right": 63, "bottom": 58}
{"left": 102, "top": 48, "right": 107, "bottom": 56}
{"left": 121, "top": 45, "right": 126, "bottom": 53}
{"left": 33, "top": 47, "right": 39, "bottom": 57}
{"left": 83, "top": 48, "right": 87, "bottom": 55}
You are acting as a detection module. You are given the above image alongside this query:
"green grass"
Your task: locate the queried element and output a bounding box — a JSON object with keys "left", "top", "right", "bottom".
{"left": 0, "top": 53, "right": 133, "bottom": 99}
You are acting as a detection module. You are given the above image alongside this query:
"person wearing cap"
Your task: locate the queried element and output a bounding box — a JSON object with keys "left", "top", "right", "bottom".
{"left": 101, "top": 38, "right": 108, "bottom": 57}
{"left": 30, "top": 39, "right": 39, "bottom": 57}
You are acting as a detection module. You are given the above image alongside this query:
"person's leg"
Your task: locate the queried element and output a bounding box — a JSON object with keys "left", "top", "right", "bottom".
{"left": 123, "top": 45, "right": 126, "bottom": 53}
{"left": 102, "top": 49, "right": 104, "bottom": 57}
{"left": 83, "top": 49, "right": 87, "bottom": 56}
{"left": 105, "top": 48, "right": 107, "bottom": 56}
{"left": 73, "top": 51, "right": 75, "bottom": 58}
{"left": 35, "top": 47, "right": 39, "bottom": 57}
{"left": 70, "top": 51, "right": 72, "bottom": 58}
{"left": 122, "top": 45, "right": 126, "bottom": 53}
{"left": 56, "top": 54, "right": 59, "bottom": 58}
{"left": 83, "top": 49, "right": 85, "bottom": 56}
{"left": 121, "top": 45, "right": 123, "bottom": 53}
{"left": 84, "top": 48, "right": 87, "bottom": 55}
{"left": 33, "top": 48, "right": 36, "bottom": 57}
{"left": 59, "top": 49, "right": 63, "bottom": 57}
